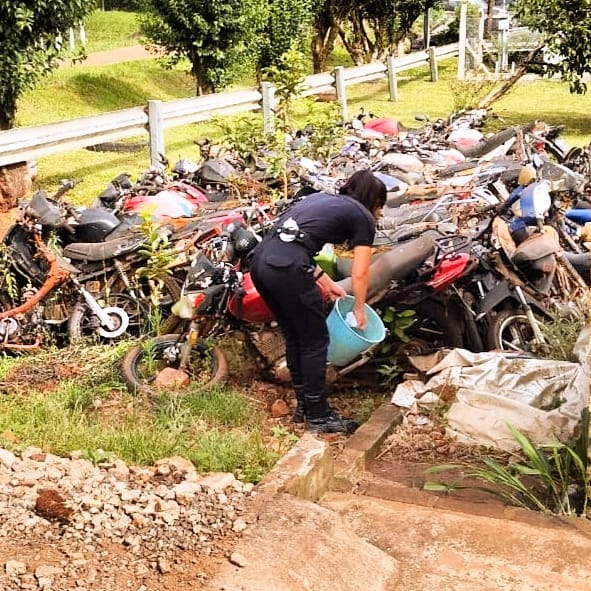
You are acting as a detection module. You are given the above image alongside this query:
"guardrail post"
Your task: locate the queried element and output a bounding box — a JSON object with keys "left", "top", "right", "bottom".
{"left": 457, "top": 3, "right": 467, "bottom": 80}
{"left": 428, "top": 47, "right": 438, "bottom": 82}
{"left": 147, "top": 99, "right": 164, "bottom": 167}
{"left": 261, "top": 82, "right": 276, "bottom": 134}
{"left": 333, "top": 66, "right": 348, "bottom": 122}
{"left": 387, "top": 56, "right": 399, "bottom": 102}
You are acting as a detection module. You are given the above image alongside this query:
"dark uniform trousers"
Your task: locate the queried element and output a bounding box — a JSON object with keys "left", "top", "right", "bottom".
{"left": 250, "top": 238, "right": 331, "bottom": 420}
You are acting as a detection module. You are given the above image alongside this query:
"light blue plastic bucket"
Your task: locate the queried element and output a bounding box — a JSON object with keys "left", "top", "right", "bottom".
{"left": 326, "top": 295, "right": 386, "bottom": 367}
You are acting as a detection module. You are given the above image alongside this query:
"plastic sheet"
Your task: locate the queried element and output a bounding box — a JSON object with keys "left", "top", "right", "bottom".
{"left": 391, "top": 328, "right": 590, "bottom": 451}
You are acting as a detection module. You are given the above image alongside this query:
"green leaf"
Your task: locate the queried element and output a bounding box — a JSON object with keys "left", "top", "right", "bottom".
{"left": 423, "top": 464, "right": 464, "bottom": 474}
{"left": 423, "top": 481, "right": 455, "bottom": 492}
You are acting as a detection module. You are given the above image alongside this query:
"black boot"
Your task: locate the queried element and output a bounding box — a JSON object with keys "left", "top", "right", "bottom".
{"left": 305, "top": 395, "right": 359, "bottom": 435}
{"left": 306, "top": 409, "right": 359, "bottom": 434}
{"left": 292, "top": 385, "right": 306, "bottom": 423}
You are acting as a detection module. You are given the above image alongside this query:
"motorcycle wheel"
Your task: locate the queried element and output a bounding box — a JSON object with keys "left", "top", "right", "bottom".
{"left": 109, "top": 274, "right": 182, "bottom": 335}
{"left": 68, "top": 292, "right": 147, "bottom": 342}
{"left": 401, "top": 300, "right": 464, "bottom": 355}
{"left": 486, "top": 309, "right": 543, "bottom": 352}
{"left": 121, "top": 334, "right": 229, "bottom": 395}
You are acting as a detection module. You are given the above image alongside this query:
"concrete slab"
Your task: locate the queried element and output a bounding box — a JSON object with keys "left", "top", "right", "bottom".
{"left": 206, "top": 492, "right": 399, "bottom": 591}
{"left": 319, "top": 491, "right": 591, "bottom": 591}
{"left": 205, "top": 400, "right": 591, "bottom": 590}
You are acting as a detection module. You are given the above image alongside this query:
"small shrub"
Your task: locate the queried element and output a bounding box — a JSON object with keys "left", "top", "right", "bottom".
{"left": 532, "top": 301, "right": 589, "bottom": 362}
{"left": 448, "top": 79, "right": 496, "bottom": 111}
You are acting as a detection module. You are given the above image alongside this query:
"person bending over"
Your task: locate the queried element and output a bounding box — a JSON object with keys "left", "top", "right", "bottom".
{"left": 250, "top": 169, "right": 386, "bottom": 434}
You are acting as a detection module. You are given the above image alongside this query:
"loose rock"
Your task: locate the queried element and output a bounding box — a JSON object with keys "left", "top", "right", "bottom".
{"left": 0, "top": 447, "right": 256, "bottom": 590}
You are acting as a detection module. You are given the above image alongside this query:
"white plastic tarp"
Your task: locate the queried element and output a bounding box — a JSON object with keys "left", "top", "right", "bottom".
{"left": 391, "top": 332, "right": 590, "bottom": 451}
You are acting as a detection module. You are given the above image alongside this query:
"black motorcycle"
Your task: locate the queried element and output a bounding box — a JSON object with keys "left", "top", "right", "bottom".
{"left": 0, "top": 190, "right": 132, "bottom": 351}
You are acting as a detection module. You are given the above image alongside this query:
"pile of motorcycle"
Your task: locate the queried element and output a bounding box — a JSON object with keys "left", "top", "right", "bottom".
{"left": 114, "top": 109, "right": 591, "bottom": 394}
{"left": 0, "top": 165, "right": 280, "bottom": 354}
{"left": 4, "top": 106, "right": 591, "bottom": 396}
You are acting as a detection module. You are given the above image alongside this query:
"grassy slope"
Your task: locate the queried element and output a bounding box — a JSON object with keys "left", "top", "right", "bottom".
{"left": 14, "top": 13, "right": 591, "bottom": 205}
{"left": 82, "top": 10, "right": 143, "bottom": 53}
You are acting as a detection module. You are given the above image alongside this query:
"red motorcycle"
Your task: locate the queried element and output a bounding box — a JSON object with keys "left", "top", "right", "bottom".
{"left": 120, "top": 226, "right": 475, "bottom": 393}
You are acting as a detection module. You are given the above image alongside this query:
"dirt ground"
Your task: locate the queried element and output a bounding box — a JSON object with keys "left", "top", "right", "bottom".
{"left": 0, "top": 343, "right": 389, "bottom": 590}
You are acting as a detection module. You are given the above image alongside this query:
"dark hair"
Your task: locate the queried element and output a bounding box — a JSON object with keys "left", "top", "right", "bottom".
{"left": 339, "top": 169, "right": 387, "bottom": 213}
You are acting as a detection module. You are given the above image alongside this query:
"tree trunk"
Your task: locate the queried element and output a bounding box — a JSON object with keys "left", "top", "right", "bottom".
{"left": 478, "top": 43, "right": 545, "bottom": 109}
{"left": 191, "top": 62, "right": 214, "bottom": 96}
{"left": 311, "top": 25, "right": 339, "bottom": 73}
{"left": 0, "top": 96, "right": 17, "bottom": 131}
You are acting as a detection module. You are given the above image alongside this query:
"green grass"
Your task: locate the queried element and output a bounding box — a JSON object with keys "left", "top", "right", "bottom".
{"left": 17, "top": 61, "right": 195, "bottom": 126}
{"left": 83, "top": 10, "right": 143, "bottom": 53}
{"left": 0, "top": 346, "right": 277, "bottom": 482}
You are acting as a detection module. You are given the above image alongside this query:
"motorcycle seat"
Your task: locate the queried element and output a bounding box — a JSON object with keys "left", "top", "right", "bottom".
{"left": 511, "top": 232, "right": 559, "bottom": 266}
{"left": 336, "top": 233, "right": 436, "bottom": 302}
{"left": 63, "top": 236, "right": 145, "bottom": 262}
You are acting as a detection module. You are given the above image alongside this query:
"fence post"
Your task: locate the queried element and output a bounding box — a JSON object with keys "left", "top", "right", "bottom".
{"left": 387, "top": 56, "right": 399, "bottom": 102}
{"left": 147, "top": 99, "right": 164, "bottom": 167}
{"left": 457, "top": 2, "right": 467, "bottom": 80}
{"left": 68, "top": 28, "right": 76, "bottom": 51}
{"left": 333, "top": 66, "right": 348, "bottom": 122}
{"left": 428, "top": 47, "right": 438, "bottom": 82}
{"left": 261, "top": 81, "right": 276, "bottom": 134}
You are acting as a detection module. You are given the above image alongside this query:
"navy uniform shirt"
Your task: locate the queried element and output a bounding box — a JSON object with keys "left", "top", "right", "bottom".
{"left": 273, "top": 192, "right": 375, "bottom": 256}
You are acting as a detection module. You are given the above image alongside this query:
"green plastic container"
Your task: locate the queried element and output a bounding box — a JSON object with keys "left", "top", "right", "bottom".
{"left": 314, "top": 243, "right": 338, "bottom": 279}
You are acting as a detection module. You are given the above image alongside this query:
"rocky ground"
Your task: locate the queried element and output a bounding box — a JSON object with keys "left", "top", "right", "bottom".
{"left": 0, "top": 447, "right": 254, "bottom": 591}
{"left": 0, "top": 345, "right": 376, "bottom": 591}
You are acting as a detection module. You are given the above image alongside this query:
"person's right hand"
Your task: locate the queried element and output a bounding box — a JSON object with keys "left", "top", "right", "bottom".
{"left": 353, "top": 305, "right": 367, "bottom": 330}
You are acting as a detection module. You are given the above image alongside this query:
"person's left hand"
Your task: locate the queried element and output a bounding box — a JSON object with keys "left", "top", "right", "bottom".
{"left": 325, "top": 280, "right": 347, "bottom": 301}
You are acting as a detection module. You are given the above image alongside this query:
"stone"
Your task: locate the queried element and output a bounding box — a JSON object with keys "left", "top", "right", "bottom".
{"left": 197, "top": 472, "right": 240, "bottom": 492}
{"left": 232, "top": 518, "right": 247, "bottom": 533}
{"left": 0, "top": 448, "right": 16, "bottom": 468}
{"left": 0, "top": 163, "right": 32, "bottom": 212}
{"left": 153, "top": 367, "right": 190, "bottom": 388}
{"left": 229, "top": 552, "right": 248, "bottom": 567}
{"left": 270, "top": 398, "right": 290, "bottom": 417}
{"left": 5, "top": 560, "right": 27, "bottom": 575}
{"left": 157, "top": 456, "right": 195, "bottom": 474}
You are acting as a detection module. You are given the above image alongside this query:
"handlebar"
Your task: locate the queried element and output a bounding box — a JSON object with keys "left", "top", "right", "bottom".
{"left": 52, "top": 179, "right": 79, "bottom": 201}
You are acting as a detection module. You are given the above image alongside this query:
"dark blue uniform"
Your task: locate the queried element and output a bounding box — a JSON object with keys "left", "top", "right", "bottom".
{"left": 250, "top": 192, "right": 375, "bottom": 421}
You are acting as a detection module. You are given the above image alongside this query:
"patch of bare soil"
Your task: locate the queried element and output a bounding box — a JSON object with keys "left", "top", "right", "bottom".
{"left": 223, "top": 336, "right": 393, "bottom": 456}
{"left": 367, "top": 414, "right": 514, "bottom": 506}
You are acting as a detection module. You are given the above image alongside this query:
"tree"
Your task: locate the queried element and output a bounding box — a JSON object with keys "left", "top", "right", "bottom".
{"left": 310, "top": 0, "right": 440, "bottom": 72}
{"left": 139, "top": 0, "right": 267, "bottom": 95}
{"left": 512, "top": 0, "right": 591, "bottom": 95}
{"left": 0, "top": 1, "right": 95, "bottom": 130}
{"left": 311, "top": 0, "right": 349, "bottom": 73}
{"left": 256, "top": 0, "right": 315, "bottom": 77}
{"left": 344, "top": 0, "right": 439, "bottom": 64}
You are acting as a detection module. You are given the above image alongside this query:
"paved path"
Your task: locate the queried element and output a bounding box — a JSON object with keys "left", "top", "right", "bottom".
{"left": 59, "top": 45, "right": 155, "bottom": 68}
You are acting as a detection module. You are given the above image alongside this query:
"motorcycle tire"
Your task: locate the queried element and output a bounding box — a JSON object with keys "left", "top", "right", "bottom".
{"left": 109, "top": 274, "right": 182, "bottom": 335}
{"left": 68, "top": 292, "right": 148, "bottom": 342}
{"left": 401, "top": 299, "right": 464, "bottom": 354}
{"left": 121, "top": 334, "right": 229, "bottom": 395}
{"left": 486, "top": 309, "right": 543, "bottom": 352}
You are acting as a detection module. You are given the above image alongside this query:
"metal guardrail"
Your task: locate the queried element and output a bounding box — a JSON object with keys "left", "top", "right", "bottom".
{"left": 0, "top": 43, "right": 459, "bottom": 168}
